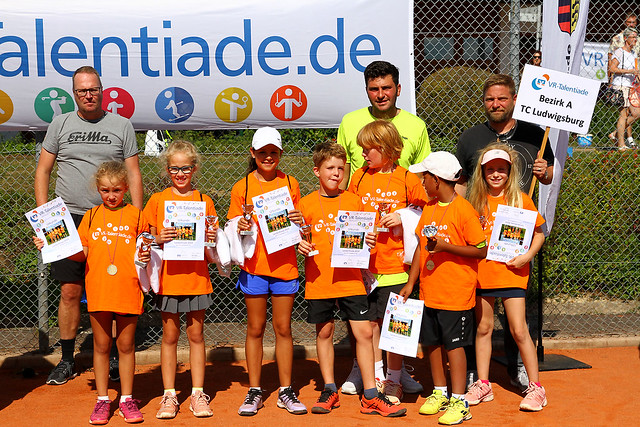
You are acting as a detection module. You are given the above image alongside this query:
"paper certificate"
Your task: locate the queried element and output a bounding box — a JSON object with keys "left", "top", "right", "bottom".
{"left": 379, "top": 292, "right": 424, "bottom": 358}
{"left": 486, "top": 204, "right": 537, "bottom": 263}
{"left": 26, "top": 197, "right": 83, "bottom": 264}
{"left": 330, "top": 210, "right": 376, "bottom": 269}
{"left": 163, "top": 201, "right": 206, "bottom": 260}
{"left": 252, "top": 186, "right": 301, "bottom": 254}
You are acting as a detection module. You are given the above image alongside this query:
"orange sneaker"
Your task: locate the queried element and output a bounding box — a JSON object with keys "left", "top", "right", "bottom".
{"left": 360, "top": 392, "right": 407, "bottom": 417}
{"left": 311, "top": 388, "right": 340, "bottom": 414}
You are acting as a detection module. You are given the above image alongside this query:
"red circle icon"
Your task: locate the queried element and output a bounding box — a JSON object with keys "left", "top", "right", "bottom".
{"left": 101, "top": 87, "right": 135, "bottom": 118}
{"left": 270, "top": 85, "right": 307, "bottom": 121}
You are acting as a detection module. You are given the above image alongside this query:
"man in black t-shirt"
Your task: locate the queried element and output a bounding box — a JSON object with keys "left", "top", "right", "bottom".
{"left": 455, "top": 74, "right": 554, "bottom": 392}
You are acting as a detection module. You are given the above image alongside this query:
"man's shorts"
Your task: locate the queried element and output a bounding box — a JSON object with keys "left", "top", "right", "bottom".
{"left": 367, "top": 283, "right": 406, "bottom": 320}
{"left": 236, "top": 270, "right": 299, "bottom": 295}
{"left": 50, "top": 213, "right": 85, "bottom": 283}
{"left": 307, "top": 295, "right": 371, "bottom": 324}
{"left": 420, "top": 306, "right": 474, "bottom": 350}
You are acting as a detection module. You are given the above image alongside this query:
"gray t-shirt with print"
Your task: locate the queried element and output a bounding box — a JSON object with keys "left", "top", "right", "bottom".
{"left": 42, "top": 111, "right": 138, "bottom": 214}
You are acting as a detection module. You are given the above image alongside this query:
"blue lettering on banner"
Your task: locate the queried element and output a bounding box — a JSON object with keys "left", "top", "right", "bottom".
{"left": 0, "top": 17, "right": 382, "bottom": 78}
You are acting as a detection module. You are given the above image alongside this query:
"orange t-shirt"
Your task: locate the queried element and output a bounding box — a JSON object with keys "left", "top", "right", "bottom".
{"left": 228, "top": 171, "right": 301, "bottom": 281}
{"left": 299, "top": 190, "right": 366, "bottom": 299}
{"left": 143, "top": 188, "right": 216, "bottom": 296}
{"left": 477, "top": 193, "right": 545, "bottom": 290}
{"left": 415, "top": 197, "right": 486, "bottom": 311}
{"left": 79, "top": 204, "right": 148, "bottom": 314}
{"left": 347, "top": 166, "right": 429, "bottom": 276}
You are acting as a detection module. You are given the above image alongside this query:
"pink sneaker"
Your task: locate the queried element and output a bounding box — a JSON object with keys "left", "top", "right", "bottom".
{"left": 465, "top": 380, "right": 494, "bottom": 405}
{"left": 89, "top": 400, "right": 111, "bottom": 425}
{"left": 118, "top": 398, "right": 144, "bottom": 423}
{"left": 519, "top": 382, "right": 547, "bottom": 411}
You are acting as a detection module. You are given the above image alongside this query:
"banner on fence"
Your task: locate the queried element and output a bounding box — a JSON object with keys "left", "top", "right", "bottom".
{"left": 0, "top": 0, "right": 414, "bottom": 131}
{"left": 539, "top": 0, "right": 590, "bottom": 235}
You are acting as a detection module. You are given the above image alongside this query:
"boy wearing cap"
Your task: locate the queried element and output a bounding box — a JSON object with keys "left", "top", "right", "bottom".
{"left": 399, "top": 151, "right": 487, "bottom": 425}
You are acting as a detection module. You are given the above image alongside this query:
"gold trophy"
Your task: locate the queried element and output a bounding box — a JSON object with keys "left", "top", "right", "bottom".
{"left": 240, "top": 204, "right": 255, "bottom": 236}
{"left": 375, "top": 202, "right": 390, "bottom": 232}
{"left": 134, "top": 232, "right": 154, "bottom": 267}
{"left": 300, "top": 224, "right": 318, "bottom": 256}
{"left": 205, "top": 216, "right": 218, "bottom": 247}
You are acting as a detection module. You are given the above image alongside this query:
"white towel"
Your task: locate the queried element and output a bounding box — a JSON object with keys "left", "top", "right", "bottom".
{"left": 205, "top": 230, "right": 232, "bottom": 277}
{"left": 223, "top": 216, "right": 257, "bottom": 265}
{"left": 134, "top": 235, "right": 162, "bottom": 294}
{"left": 396, "top": 206, "right": 423, "bottom": 265}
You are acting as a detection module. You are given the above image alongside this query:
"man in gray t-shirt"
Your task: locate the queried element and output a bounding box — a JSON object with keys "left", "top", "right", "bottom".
{"left": 34, "top": 66, "right": 143, "bottom": 385}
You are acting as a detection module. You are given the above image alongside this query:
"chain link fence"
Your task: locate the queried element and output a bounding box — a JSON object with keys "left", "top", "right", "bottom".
{"left": 1, "top": 0, "right": 638, "bottom": 355}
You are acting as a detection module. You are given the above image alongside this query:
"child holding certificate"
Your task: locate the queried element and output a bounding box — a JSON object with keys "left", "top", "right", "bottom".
{"left": 298, "top": 142, "right": 406, "bottom": 417}
{"left": 143, "top": 140, "right": 217, "bottom": 419}
{"left": 33, "top": 161, "right": 148, "bottom": 425}
{"left": 227, "top": 127, "right": 306, "bottom": 416}
{"left": 346, "top": 120, "right": 429, "bottom": 404}
{"left": 401, "top": 151, "right": 487, "bottom": 425}
{"left": 465, "top": 144, "right": 547, "bottom": 412}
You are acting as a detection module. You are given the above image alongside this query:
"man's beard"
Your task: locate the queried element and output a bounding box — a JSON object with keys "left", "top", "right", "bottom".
{"left": 486, "top": 108, "right": 513, "bottom": 123}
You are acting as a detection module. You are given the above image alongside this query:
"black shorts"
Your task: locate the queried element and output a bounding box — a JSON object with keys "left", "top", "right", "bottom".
{"left": 50, "top": 213, "right": 86, "bottom": 283}
{"left": 420, "top": 307, "right": 474, "bottom": 350}
{"left": 307, "top": 295, "right": 371, "bottom": 324}
{"left": 367, "top": 283, "right": 406, "bottom": 320}
{"left": 476, "top": 287, "right": 526, "bottom": 298}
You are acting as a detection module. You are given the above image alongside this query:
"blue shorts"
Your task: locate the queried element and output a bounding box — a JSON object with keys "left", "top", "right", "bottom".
{"left": 236, "top": 270, "right": 299, "bottom": 295}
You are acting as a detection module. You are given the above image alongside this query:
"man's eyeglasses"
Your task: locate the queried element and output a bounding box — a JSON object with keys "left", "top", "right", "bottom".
{"left": 74, "top": 87, "right": 102, "bottom": 97}
{"left": 168, "top": 165, "right": 195, "bottom": 174}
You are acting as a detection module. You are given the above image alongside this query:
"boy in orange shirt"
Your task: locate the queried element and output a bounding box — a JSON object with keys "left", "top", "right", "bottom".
{"left": 400, "top": 152, "right": 487, "bottom": 425}
{"left": 298, "top": 142, "right": 406, "bottom": 417}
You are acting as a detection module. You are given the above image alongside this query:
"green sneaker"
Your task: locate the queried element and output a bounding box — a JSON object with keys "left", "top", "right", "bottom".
{"left": 438, "top": 397, "right": 472, "bottom": 425}
{"left": 419, "top": 390, "right": 449, "bottom": 415}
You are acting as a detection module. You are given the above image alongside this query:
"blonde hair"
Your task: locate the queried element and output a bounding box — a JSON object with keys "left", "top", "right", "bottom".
{"left": 94, "top": 161, "right": 128, "bottom": 187}
{"left": 162, "top": 140, "right": 201, "bottom": 172}
{"left": 468, "top": 142, "right": 522, "bottom": 216}
{"left": 312, "top": 141, "right": 346, "bottom": 167}
{"left": 356, "top": 120, "right": 403, "bottom": 163}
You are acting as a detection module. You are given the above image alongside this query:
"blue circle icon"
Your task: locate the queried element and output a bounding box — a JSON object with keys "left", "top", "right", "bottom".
{"left": 155, "top": 87, "right": 194, "bottom": 123}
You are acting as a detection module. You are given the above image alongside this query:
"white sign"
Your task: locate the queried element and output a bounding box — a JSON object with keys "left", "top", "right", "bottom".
{"left": 330, "top": 210, "right": 376, "bottom": 269}
{"left": 163, "top": 201, "right": 206, "bottom": 260}
{"left": 378, "top": 292, "right": 424, "bottom": 358}
{"left": 514, "top": 64, "right": 600, "bottom": 134}
{"left": 253, "top": 186, "right": 301, "bottom": 254}
{"left": 581, "top": 42, "right": 608, "bottom": 82}
{"left": 25, "top": 197, "right": 83, "bottom": 264}
{"left": 0, "top": 0, "right": 414, "bottom": 130}
{"left": 486, "top": 204, "right": 537, "bottom": 264}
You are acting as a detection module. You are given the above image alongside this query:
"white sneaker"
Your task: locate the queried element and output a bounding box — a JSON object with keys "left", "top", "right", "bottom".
{"left": 400, "top": 364, "right": 423, "bottom": 394}
{"left": 340, "top": 360, "right": 363, "bottom": 395}
{"left": 510, "top": 366, "right": 529, "bottom": 392}
{"left": 466, "top": 370, "right": 478, "bottom": 392}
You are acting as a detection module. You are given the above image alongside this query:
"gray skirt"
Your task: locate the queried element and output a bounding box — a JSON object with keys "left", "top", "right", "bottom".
{"left": 151, "top": 293, "right": 213, "bottom": 314}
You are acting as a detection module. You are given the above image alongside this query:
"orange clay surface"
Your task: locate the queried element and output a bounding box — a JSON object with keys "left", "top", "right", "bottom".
{"left": 0, "top": 347, "right": 637, "bottom": 426}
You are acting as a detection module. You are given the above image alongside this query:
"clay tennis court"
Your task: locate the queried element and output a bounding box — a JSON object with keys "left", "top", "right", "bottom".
{"left": 0, "top": 345, "right": 637, "bottom": 426}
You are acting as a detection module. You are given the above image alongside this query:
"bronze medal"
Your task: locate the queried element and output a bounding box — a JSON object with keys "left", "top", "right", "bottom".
{"left": 426, "top": 260, "right": 435, "bottom": 271}
{"left": 107, "top": 264, "right": 118, "bottom": 276}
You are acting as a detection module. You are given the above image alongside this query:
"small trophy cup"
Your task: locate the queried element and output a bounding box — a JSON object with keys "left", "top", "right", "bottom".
{"left": 134, "top": 232, "right": 155, "bottom": 267}
{"left": 205, "top": 216, "right": 218, "bottom": 247}
{"left": 422, "top": 225, "right": 438, "bottom": 239}
{"left": 300, "top": 224, "right": 318, "bottom": 256}
{"left": 240, "top": 204, "right": 255, "bottom": 236}
{"left": 375, "top": 203, "right": 390, "bottom": 233}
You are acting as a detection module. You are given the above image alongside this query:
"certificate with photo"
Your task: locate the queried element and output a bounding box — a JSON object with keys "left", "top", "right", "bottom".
{"left": 379, "top": 292, "right": 424, "bottom": 358}
{"left": 486, "top": 204, "right": 537, "bottom": 263}
{"left": 330, "top": 210, "right": 376, "bottom": 269}
{"left": 252, "top": 186, "right": 301, "bottom": 254}
{"left": 163, "top": 200, "right": 206, "bottom": 260}
{"left": 26, "top": 197, "right": 83, "bottom": 264}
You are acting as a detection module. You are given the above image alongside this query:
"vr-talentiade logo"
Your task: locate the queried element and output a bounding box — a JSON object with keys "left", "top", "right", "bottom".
{"left": 66, "top": 132, "right": 112, "bottom": 143}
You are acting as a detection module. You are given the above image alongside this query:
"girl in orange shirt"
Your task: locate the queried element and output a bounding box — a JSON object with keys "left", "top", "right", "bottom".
{"left": 34, "top": 161, "right": 148, "bottom": 425}
{"left": 465, "top": 143, "right": 547, "bottom": 412}
{"left": 143, "top": 140, "right": 217, "bottom": 419}
{"left": 227, "top": 127, "right": 306, "bottom": 416}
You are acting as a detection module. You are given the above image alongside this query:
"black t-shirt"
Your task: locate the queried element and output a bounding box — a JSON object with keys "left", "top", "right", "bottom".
{"left": 456, "top": 120, "right": 555, "bottom": 191}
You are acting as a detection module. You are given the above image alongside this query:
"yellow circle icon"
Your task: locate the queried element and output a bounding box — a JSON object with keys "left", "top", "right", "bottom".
{"left": 0, "top": 90, "right": 14, "bottom": 125}
{"left": 214, "top": 87, "right": 252, "bottom": 123}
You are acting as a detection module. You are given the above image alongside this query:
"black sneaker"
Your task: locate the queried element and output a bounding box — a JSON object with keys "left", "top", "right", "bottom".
{"left": 46, "top": 359, "right": 77, "bottom": 385}
{"left": 109, "top": 357, "right": 120, "bottom": 382}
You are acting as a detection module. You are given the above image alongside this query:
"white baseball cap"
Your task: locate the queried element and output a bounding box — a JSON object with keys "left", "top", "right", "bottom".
{"left": 252, "top": 127, "right": 282, "bottom": 150}
{"left": 481, "top": 149, "right": 512, "bottom": 165}
{"left": 409, "top": 151, "right": 462, "bottom": 181}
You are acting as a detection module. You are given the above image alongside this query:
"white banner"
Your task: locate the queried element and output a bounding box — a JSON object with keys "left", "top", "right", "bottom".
{"left": 0, "top": 0, "right": 414, "bottom": 130}
{"left": 514, "top": 65, "right": 600, "bottom": 134}
{"left": 581, "top": 41, "right": 608, "bottom": 82}
{"left": 539, "top": 0, "right": 590, "bottom": 235}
